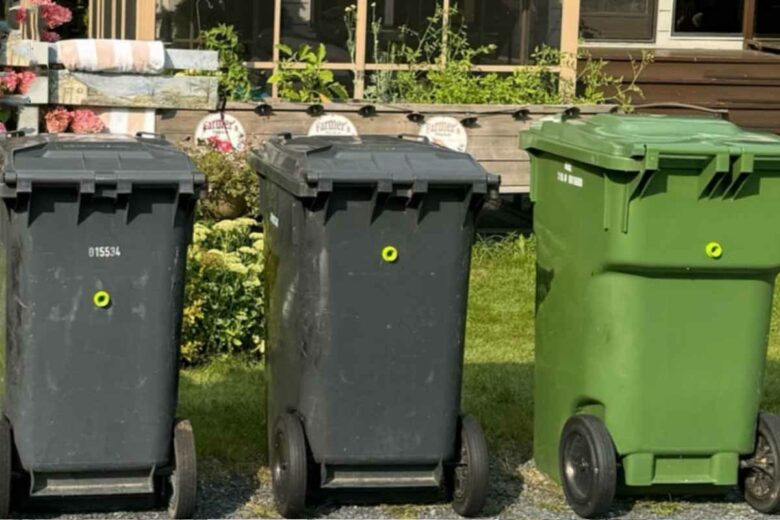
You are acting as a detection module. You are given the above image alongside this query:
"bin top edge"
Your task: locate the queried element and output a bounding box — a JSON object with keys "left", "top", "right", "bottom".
{"left": 521, "top": 114, "right": 780, "bottom": 172}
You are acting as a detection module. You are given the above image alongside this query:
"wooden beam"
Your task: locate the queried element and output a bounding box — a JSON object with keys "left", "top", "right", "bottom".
{"left": 559, "top": 0, "right": 581, "bottom": 101}
{"left": 136, "top": 0, "right": 156, "bottom": 40}
{"left": 353, "top": 0, "right": 368, "bottom": 99}
{"left": 441, "top": 0, "right": 451, "bottom": 66}
{"left": 272, "top": 0, "right": 282, "bottom": 98}
{"left": 49, "top": 71, "right": 219, "bottom": 109}
{"left": 0, "top": 38, "right": 49, "bottom": 67}
{"left": 47, "top": 45, "right": 219, "bottom": 71}
{"left": 246, "top": 61, "right": 560, "bottom": 74}
{"left": 743, "top": 0, "right": 756, "bottom": 46}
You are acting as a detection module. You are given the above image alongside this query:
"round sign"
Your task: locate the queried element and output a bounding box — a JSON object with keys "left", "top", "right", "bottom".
{"left": 195, "top": 113, "right": 247, "bottom": 152}
{"left": 419, "top": 116, "right": 468, "bottom": 152}
{"left": 308, "top": 114, "right": 358, "bottom": 137}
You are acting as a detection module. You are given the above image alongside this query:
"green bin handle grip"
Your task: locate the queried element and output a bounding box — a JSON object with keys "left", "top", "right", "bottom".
{"left": 706, "top": 242, "right": 723, "bottom": 260}
{"left": 93, "top": 290, "right": 111, "bottom": 309}
{"left": 382, "top": 246, "right": 399, "bottom": 263}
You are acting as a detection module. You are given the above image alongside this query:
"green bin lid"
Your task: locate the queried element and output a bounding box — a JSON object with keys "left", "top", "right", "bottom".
{"left": 521, "top": 114, "right": 780, "bottom": 173}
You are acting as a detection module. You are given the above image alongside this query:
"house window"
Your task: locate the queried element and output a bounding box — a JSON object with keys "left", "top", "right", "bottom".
{"left": 156, "top": 0, "right": 275, "bottom": 61}
{"left": 673, "top": 0, "right": 744, "bottom": 35}
{"left": 363, "top": 0, "right": 437, "bottom": 64}
{"left": 580, "top": 0, "right": 657, "bottom": 41}
{"left": 755, "top": 0, "right": 780, "bottom": 38}
{"left": 282, "top": 0, "right": 352, "bottom": 63}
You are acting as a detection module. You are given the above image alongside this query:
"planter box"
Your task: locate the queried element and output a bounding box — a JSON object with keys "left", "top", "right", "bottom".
{"left": 157, "top": 102, "right": 616, "bottom": 194}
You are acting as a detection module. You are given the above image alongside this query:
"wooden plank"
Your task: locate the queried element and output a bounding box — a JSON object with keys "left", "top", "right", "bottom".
{"left": 16, "top": 105, "right": 39, "bottom": 135}
{"left": 136, "top": 0, "right": 156, "bottom": 40}
{"left": 47, "top": 45, "right": 219, "bottom": 71}
{"left": 0, "top": 38, "right": 49, "bottom": 66}
{"left": 353, "top": 0, "right": 368, "bottom": 99}
{"left": 26, "top": 76, "right": 48, "bottom": 105}
{"left": 559, "top": 0, "right": 581, "bottom": 101}
{"left": 49, "top": 71, "right": 219, "bottom": 110}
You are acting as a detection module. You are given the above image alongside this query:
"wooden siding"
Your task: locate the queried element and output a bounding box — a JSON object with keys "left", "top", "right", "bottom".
{"left": 583, "top": 48, "right": 780, "bottom": 133}
{"left": 156, "top": 102, "right": 615, "bottom": 194}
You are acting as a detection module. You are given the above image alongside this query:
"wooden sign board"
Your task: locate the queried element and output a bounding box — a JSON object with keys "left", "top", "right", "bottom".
{"left": 49, "top": 71, "right": 219, "bottom": 110}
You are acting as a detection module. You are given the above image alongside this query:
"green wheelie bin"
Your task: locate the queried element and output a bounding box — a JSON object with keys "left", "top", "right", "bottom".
{"left": 522, "top": 114, "right": 780, "bottom": 518}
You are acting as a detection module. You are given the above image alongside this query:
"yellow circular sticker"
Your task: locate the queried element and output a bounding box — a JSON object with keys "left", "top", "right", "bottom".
{"left": 705, "top": 242, "right": 723, "bottom": 260}
{"left": 93, "top": 290, "right": 111, "bottom": 308}
{"left": 382, "top": 246, "right": 399, "bottom": 263}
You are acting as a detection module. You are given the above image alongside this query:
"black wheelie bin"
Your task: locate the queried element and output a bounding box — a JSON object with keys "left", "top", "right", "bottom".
{"left": 0, "top": 134, "right": 204, "bottom": 518}
{"left": 251, "top": 134, "right": 499, "bottom": 518}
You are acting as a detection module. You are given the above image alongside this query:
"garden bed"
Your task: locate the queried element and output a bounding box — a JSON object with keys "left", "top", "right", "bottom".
{"left": 157, "top": 101, "right": 616, "bottom": 194}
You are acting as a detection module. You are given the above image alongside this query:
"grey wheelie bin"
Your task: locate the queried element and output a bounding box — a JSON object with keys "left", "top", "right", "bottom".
{"left": 0, "top": 134, "right": 204, "bottom": 518}
{"left": 251, "top": 134, "right": 499, "bottom": 518}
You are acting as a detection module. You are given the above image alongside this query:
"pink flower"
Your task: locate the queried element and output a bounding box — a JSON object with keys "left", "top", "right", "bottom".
{"left": 70, "top": 109, "right": 105, "bottom": 134}
{"left": 0, "top": 123, "right": 7, "bottom": 134}
{"left": 45, "top": 106, "right": 71, "bottom": 133}
{"left": 40, "top": 30, "right": 61, "bottom": 42}
{"left": 207, "top": 136, "right": 234, "bottom": 153}
{"left": 16, "top": 70, "right": 36, "bottom": 95}
{"left": 31, "top": 0, "right": 72, "bottom": 29}
{"left": 15, "top": 8, "right": 27, "bottom": 24}
{"left": 0, "top": 69, "right": 19, "bottom": 94}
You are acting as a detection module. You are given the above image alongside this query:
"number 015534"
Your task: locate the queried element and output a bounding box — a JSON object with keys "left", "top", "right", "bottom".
{"left": 89, "top": 246, "right": 122, "bottom": 258}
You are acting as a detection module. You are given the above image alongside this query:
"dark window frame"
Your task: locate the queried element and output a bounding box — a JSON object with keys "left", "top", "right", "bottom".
{"left": 670, "top": 0, "right": 746, "bottom": 37}
{"left": 580, "top": 0, "right": 658, "bottom": 42}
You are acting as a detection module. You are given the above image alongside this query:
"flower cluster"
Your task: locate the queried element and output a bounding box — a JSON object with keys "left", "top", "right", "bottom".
{"left": 44, "top": 106, "right": 105, "bottom": 134}
{"left": 17, "top": 0, "right": 73, "bottom": 42}
{"left": 206, "top": 135, "right": 235, "bottom": 153}
{"left": 182, "top": 218, "right": 265, "bottom": 364}
{"left": 0, "top": 69, "right": 36, "bottom": 95}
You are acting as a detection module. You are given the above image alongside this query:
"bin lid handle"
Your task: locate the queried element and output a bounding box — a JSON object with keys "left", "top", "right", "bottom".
{"left": 397, "top": 134, "right": 430, "bottom": 145}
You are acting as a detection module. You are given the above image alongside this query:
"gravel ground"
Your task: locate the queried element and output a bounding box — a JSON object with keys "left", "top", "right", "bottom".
{"left": 12, "top": 456, "right": 773, "bottom": 520}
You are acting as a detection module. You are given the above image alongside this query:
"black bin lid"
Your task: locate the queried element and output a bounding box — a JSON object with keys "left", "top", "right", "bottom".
{"left": 250, "top": 135, "right": 500, "bottom": 197}
{"left": 0, "top": 134, "right": 205, "bottom": 197}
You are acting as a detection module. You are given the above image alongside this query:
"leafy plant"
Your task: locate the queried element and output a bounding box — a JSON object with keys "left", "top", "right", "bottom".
{"left": 269, "top": 43, "right": 349, "bottom": 102}
{"left": 200, "top": 24, "right": 252, "bottom": 101}
{"left": 190, "top": 147, "right": 261, "bottom": 220}
{"left": 349, "top": 3, "right": 652, "bottom": 108}
{"left": 182, "top": 218, "right": 264, "bottom": 365}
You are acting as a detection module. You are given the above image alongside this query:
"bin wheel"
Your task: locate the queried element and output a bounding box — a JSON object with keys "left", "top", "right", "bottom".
{"left": 168, "top": 419, "right": 198, "bottom": 519}
{"left": 743, "top": 413, "right": 780, "bottom": 513}
{"left": 559, "top": 415, "right": 617, "bottom": 519}
{"left": 271, "top": 413, "right": 308, "bottom": 518}
{"left": 450, "top": 415, "right": 489, "bottom": 517}
{"left": 0, "top": 417, "right": 11, "bottom": 518}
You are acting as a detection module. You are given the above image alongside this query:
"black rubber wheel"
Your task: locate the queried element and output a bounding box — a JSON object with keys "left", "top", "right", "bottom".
{"left": 0, "top": 417, "right": 11, "bottom": 518}
{"left": 451, "top": 415, "right": 489, "bottom": 517}
{"left": 271, "top": 413, "right": 308, "bottom": 518}
{"left": 168, "top": 419, "right": 198, "bottom": 519}
{"left": 743, "top": 413, "right": 780, "bottom": 513}
{"left": 559, "top": 415, "right": 617, "bottom": 519}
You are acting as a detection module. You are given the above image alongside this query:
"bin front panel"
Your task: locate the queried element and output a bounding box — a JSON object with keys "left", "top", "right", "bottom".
{"left": 265, "top": 184, "right": 475, "bottom": 466}
{"left": 531, "top": 148, "right": 780, "bottom": 487}
{"left": 3, "top": 187, "right": 191, "bottom": 473}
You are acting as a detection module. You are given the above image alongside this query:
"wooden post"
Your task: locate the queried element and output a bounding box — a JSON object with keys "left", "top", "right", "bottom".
{"left": 88, "top": 0, "right": 156, "bottom": 40}
{"left": 743, "top": 0, "right": 756, "bottom": 48}
{"left": 353, "top": 0, "right": 368, "bottom": 100}
{"left": 441, "top": 0, "right": 451, "bottom": 66}
{"left": 559, "top": 0, "right": 581, "bottom": 101}
{"left": 271, "top": 0, "right": 282, "bottom": 98}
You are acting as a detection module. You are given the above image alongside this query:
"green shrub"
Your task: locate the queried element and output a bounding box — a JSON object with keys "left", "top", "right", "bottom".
{"left": 199, "top": 24, "right": 252, "bottom": 101}
{"left": 269, "top": 43, "right": 349, "bottom": 102}
{"left": 182, "top": 218, "right": 265, "bottom": 365}
{"left": 191, "top": 148, "right": 260, "bottom": 221}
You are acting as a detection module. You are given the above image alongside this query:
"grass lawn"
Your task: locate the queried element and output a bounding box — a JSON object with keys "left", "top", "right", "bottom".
{"left": 177, "top": 235, "right": 780, "bottom": 473}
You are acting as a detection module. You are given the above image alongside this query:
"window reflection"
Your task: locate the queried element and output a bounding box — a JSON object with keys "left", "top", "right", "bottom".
{"left": 580, "top": 0, "right": 656, "bottom": 41}
{"left": 157, "top": 0, "right": 275, "bottom": 61}
{"left": 281, "top": 0, "right": 353, "bottom": 63}
{"left": 755, "top": 0, "right": 780, "bottom": 38}
{"left": 673, "top": 0, "right": 743, "bottom": 34}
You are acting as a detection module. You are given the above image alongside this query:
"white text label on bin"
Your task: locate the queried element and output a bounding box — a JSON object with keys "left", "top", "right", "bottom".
{"left": 557, "top": 171, "right": 583, "bottom": 188}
